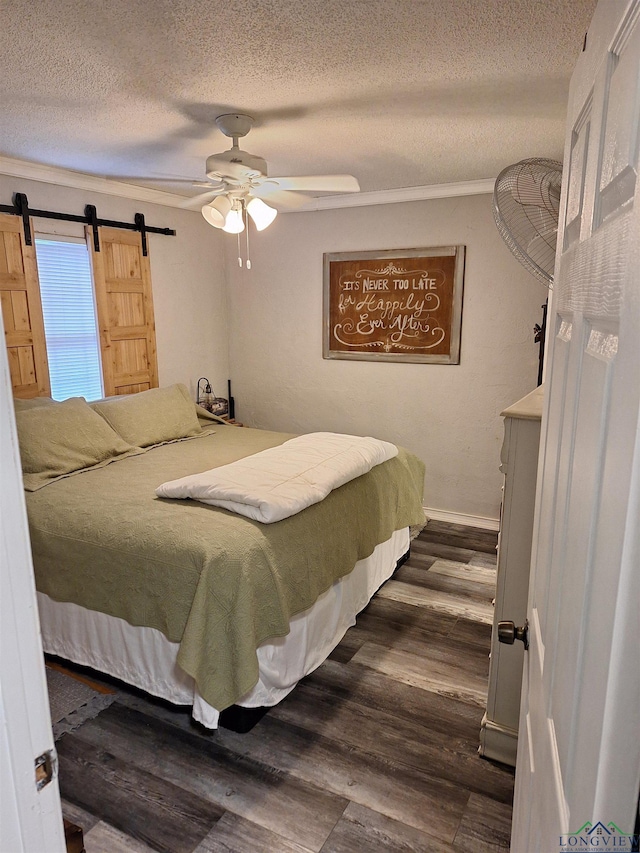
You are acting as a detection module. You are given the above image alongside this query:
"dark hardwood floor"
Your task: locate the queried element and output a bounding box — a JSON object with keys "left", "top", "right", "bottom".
{"left": 58, "top": 520, "right": 514, "bottom": 852}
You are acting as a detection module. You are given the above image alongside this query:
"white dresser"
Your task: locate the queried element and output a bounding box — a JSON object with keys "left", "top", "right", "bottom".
{"left": 479, "top": 385, "right": 543, "bottom": 766}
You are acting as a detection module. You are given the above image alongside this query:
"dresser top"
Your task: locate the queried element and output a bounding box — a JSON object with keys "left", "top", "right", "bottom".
{"left": 501, "top": 385, "right": 544, "bottom": 421}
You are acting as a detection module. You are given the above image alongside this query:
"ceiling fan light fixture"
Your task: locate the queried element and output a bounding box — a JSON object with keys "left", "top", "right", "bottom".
{"left": 246, "top": 197, "right": 278, "bottom": 231}
{"left": 222, "top": 202, "right": 245, "bottom": 234}
{"left": 201, "top": 195, "right": 231, "bottom": 228}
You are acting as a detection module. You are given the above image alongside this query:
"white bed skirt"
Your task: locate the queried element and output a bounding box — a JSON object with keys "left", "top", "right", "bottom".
{"left": 38, "top": 527, "right": 409, "bottom": 729}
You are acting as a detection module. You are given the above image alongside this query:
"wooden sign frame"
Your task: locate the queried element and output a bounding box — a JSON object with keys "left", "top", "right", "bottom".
{"left": 323, "top": 245, "right": 465, "bottom": 363}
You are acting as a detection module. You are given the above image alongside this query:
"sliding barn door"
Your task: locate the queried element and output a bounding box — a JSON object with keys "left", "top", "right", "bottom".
{"left": 88, "top": 226, "right": 159, "bottom": 396}
{"left": 0, "top": 213, "right": 50, "bottom": 399}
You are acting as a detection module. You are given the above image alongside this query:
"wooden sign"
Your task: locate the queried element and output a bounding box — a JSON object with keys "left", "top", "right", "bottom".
{"left": 323, "top": 246, "right": 465, "bottom": 363}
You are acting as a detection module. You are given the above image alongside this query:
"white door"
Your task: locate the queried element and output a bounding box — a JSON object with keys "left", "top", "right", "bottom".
{"left": 510, "top": 1, "right": 640, "bottom": 850}
{"left": 0, "top": 312, "right": 65, "bottom": 849}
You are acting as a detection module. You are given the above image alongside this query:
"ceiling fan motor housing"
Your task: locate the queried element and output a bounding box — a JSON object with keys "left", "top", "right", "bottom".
{"left": 206, "top": 149, "right": 267, "bottom": 180}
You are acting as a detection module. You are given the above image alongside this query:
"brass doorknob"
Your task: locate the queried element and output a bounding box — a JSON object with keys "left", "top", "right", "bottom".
{"left": 498, "top": 619, "right": 529, "bottom": 650}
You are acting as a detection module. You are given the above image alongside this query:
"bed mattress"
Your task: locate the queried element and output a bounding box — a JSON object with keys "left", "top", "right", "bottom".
{"left": 27, "top": 423, "right": 425, "bottom": 712}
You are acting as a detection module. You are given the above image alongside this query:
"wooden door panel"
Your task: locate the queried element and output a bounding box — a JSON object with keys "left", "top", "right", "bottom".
{"left": 112, "top": 338, "right": 150, "bottom": 376}
{"left": 115, "top": 382, "right": 151, "bottom": 395}
{"left": 0, "top": 228, "right": 24, "bottom": 277}
{"left": 0, "top": 213, "right": 50, "bottom": 398}
{"left": 17, "top": 346, "right": 37, "bottom": 386}
{"left": 109, "top": 291, "right": 146, "bottom": 329}
{"left": 105, "top": 241, "right": 142, "bottom": 281}
{"left": 7, "top": 346, "right": 36, "bottom": 390}
{"left": 88, "top": 226, "right": 158, "bottom": 397}
{"left": 9, "top": 290, "right": 32, "bottom": 331}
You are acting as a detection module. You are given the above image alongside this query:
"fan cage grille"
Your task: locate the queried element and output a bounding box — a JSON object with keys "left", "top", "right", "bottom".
{"left": 493, "top": 158, "right": 563, "bottom": 287}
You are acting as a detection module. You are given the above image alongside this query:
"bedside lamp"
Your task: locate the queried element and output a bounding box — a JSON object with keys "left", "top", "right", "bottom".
{"left": 197, "top": 377, "right": 214, "bottom": 410}
{"left": 196, "top": 377, "right": 229, "bottom": 417}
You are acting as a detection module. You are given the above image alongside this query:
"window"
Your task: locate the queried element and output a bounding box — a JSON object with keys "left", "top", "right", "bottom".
{"left": 34, "top": 236, "right": 104, "bottom": 401}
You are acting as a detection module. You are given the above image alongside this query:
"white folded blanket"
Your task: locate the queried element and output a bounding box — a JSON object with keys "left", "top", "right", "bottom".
{"left": 155, "top": 431, "right": 398, "bottom": 523}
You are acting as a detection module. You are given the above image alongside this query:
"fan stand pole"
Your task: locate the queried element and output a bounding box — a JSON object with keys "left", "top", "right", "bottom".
{"left": 534, "top": 299, "right": 548, "bottom": 386}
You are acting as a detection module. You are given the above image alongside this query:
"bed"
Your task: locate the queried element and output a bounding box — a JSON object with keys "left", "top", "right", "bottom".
{"left": 15, "top": 384, "right": 425, "bottom": 729}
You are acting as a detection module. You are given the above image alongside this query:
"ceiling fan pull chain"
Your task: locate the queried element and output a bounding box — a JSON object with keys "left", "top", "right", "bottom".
{"left": 245, "top": 203, "right": 252, "bottom": 270}
{"left": 237, "top": 230, "right": 242, "bottom": 267}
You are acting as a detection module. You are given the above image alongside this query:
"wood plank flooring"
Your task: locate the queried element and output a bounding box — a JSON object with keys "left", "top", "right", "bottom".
{"left": 56, "top": 520, "right": 514, "bottom": 852}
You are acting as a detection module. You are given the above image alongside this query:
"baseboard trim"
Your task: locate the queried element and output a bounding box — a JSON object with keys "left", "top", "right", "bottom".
{"left": 478, "top": 712, "right": 518, "bottom": 767}
{"left": 423, "top": 507, "right": 500, "bottom": 532}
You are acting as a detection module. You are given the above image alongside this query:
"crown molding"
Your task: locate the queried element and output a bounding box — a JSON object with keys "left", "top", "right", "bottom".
{"left": 0, "top": 156, "right": 190, "bottom": 208}
{"left": 0, "top": 155, "right": 495, "bottom": 210}
{"left": 291, "top": 178, "right": 495, "bottom": 211}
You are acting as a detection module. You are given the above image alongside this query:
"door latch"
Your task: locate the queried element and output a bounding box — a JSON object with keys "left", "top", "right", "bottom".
{"left": 498, "top": 619, "right": 529, "bottom": 650}
{"left": 35, "top": 748, "right": 58, "bottom": 791}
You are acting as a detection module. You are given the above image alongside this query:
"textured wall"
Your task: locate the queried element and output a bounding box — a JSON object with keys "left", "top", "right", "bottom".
{"left": 0, "top": 176, "right": 229, "bottom": 401}
{"left": 224, "top": 194, "right": 546, "bottom": 521}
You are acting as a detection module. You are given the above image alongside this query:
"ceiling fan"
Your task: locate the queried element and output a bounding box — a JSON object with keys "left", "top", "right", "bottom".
{"left": 176, "top": 113, "right": 360, "bottom": 235}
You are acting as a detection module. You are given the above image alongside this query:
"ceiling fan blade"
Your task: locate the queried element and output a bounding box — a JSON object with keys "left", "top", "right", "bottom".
{"left": 260, "top": 175, "right": 360, "bottom": 193}
{"left": 179, "top": 189, "right": 224, "bottom": 209}
{"left": 107, "top": 175, "right": 201, "bottom": 186}
{"left": 250, "top": 187, "right": 312, "bottom": 208}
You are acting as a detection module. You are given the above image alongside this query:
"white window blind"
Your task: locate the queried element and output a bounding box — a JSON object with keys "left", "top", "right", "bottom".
{"left": 35, "top": 237, "right": 104, "bottom": 401}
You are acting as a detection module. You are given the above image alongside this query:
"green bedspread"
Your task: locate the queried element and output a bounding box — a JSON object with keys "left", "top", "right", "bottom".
{"left": 27, "top": 425, "right": 425, "bottom": 711}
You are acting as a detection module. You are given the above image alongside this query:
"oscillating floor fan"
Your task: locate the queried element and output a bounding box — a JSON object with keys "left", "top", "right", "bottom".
{"left": 493, "top": 157, "right": 563, "bottom": 383}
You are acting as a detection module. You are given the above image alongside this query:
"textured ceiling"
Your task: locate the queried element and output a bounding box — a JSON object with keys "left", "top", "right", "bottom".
{"left": 1, "top": 0, "right": 597, "bottom": 198}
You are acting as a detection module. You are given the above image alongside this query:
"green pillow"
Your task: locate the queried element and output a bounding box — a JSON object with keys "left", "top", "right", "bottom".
{"left": 13, "top": 396, "right": 55, "bottom": 411}
{"left": 16, "top": 397, "right": 142, "bottom": 491}
{"left": 91, "top": 383, "right": 202, "bottom": 447}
